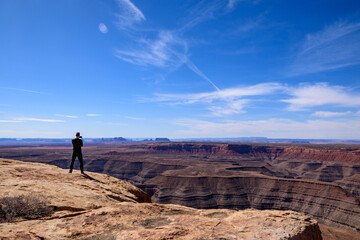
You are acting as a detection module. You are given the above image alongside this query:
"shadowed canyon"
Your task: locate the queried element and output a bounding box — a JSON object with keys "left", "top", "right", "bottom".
{"left": 1, "top": 142, "right": 360, "bottom": 239}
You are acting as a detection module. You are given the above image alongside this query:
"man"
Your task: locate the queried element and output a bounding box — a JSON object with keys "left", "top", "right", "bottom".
{"left": 69, "top": 132, "right": 84, "bottom": 174}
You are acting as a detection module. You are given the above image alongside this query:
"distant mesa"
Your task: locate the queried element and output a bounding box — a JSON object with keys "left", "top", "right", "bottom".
{"left": 155, "top": 138, "right": 170, "bottom": 142}
{"left": 113, "top": 137, "right": 128, "bottom": 142}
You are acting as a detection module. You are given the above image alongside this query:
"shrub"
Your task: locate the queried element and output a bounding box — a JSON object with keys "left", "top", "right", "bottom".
{"left": 0, "top": 193, "right": 54, "bottom": 222}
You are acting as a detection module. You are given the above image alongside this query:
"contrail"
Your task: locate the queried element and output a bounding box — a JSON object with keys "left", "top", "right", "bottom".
{"left": 185, "top": 60, "right": 221, "bottom": 92}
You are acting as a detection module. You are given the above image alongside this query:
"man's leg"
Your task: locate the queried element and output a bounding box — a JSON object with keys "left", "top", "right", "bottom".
{"left": 69, "top": 153, "right": 76, "bottom": 173}
{"left": 78, "top": 152, "right": 84, "bottom": 174}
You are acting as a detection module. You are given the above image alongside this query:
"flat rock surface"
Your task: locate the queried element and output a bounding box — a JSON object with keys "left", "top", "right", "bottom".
{"left": 0, "top": 159, "right": 322, "bottom": 240}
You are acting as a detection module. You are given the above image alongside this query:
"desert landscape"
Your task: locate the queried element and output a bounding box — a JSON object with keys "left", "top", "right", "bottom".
{"left": 0, "top": 158, "right": 325, "bottom": 239}
{"left": 1, "top": 142, "right": 360, "bottom": 239}
{"left": 2, "top": 0, "right": 360, "bottom": 239}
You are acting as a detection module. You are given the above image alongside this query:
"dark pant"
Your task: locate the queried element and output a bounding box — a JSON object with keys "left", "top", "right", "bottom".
{"left": 70, "top": 151, "right": 84, "bottom": 173}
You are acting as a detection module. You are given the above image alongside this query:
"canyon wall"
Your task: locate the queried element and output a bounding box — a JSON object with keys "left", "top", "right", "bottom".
{"left": 0, "top": 142, "right": 359, "bottom": 236}
{"left": 0, "top": 158, "right": 323, "bottom": 240}
{"left": 147, "top": 143, "right": 360, "bottom": 162}
{"left": 147, "top": 173, "right": 360, "bottom": 232}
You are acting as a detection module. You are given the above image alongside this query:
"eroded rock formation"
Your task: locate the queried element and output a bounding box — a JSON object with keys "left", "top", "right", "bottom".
{"left": 0, "top": 143, "right": 359, "bottom": 238}
{"left": 0, "top": 158, "right": 322, "bottom": 240}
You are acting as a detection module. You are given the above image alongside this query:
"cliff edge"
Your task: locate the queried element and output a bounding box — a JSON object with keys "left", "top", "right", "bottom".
{"left": 0, "top": 158, "right": 322, "bottom": 240}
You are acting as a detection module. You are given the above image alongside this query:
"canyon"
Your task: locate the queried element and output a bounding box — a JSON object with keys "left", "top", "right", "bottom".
{"left": 0, "top": 158, "right": 323, "bottom": 239}
{"left": 0, "top": 142, "right": 359, "bottom": 239}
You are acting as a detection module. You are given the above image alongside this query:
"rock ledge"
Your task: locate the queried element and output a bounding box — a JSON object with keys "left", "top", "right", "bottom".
{"left": 0, "top": 159, "right": 322, "bottom": 240}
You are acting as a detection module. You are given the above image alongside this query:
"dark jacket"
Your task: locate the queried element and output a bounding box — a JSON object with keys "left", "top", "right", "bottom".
{"left": 72, "top": 138, "right": 83, "bottom": 152}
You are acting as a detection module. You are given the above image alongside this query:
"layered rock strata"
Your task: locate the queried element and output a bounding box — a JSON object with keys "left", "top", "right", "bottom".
{"left": 147, "top": 143, "right": 360, "bottom": 163}
{"left": 0, "top": 158, "right": 322, "bottom": 240}
{"left": 147, "top": 170, "right": 360, "bottom": 232}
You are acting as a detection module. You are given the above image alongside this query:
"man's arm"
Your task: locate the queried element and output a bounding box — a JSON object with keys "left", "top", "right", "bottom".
{"left": 80, "top": 139, "right": 83, "bottom": 147}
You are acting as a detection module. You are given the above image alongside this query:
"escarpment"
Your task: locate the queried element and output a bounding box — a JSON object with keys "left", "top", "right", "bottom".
{"left": 147, "top": 172, "right": 360, "bottom": 232}
{"left": 147, "top": 143, "right": 360, "bottom": 163}
{"left": 0, "top": 158, "right": 323, "bottom": 240}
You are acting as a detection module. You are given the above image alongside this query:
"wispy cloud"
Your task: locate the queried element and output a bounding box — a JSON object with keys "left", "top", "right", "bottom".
{"left": 226, "top": 0, "right": 260, "bottom": 10}
{"left": 116, "top": 0, "right": 145, "bottom": 29}
{"left": 227, "top": 0, "right": 242, "bottom": 10}
{"left": 0, "top": 120, "right": 24, "bottom": 123}
{"left": 125, "top": 116, "right": 145, "bottom": 120}
{"left": 104, "top": 122, "right": 128, "bottom": 126}
{"left": 283, "top": 83, "right": 360, "bottom": 110}
{"left": 289, "top": 20, "right": 360, "bottom": 76}
{"left": 153, "top": 82, "right": 360, "bottom": 116}
{"left": 153, "top": 82, "right": 284, "bottom": 116}
{"left": 179, "top": 0, "right": 226, "bottom": 32}
{"left": 208, "top": 99, "right": 248, "bottom": 116}
{"left": 55, "top": 114, "right": 78, "bottom": 119}
{"left": 154, "top": 83, "right": 283, "bottom": 104}
{"left": 114, "top": 0, "right": 233, "bottom": 91}
{"left": 87, "top": 114, "right": 102, "bottom": 117}
{"left": 16, "top": 118, "right": 64, "bottom": 122}
{"left": 174, "top": 118, "right": 360, "bottom": 139}
{"left": 312, "top": 111, "right": 352, "bottom": 117}
{"left": 115, "top": 31, "right": 187, "bottom": 68}
{"left": 2, "top": 87, "right": 43, "bottom": 94}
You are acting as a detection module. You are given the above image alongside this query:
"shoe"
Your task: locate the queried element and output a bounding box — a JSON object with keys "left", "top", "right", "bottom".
{"left": 69, "top": 170, "right": 72, "bottom": 173}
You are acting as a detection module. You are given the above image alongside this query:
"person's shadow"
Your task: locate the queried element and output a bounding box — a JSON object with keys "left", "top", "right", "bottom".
{"left": 81, "top": 172, "right": 104, "bottom": 184}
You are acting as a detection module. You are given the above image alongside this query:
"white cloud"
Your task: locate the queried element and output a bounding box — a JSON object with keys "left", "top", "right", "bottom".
{"left": 2, "top": 87, "right": 43, "bottom": 94}
{"left": 99, "top": 23, "right": 108, "bottom": 33}
{"left": 154, "top": 82, "right": 283, "bottom": 104}
{"left": 116, "top": 0, "right": 145, "bottom": 29}
{"left": 115, "top": 31, "right": 187, "bottom": 68}
{"left": 178, "top": 0, "right": 226, "bottom": 31}
{"left": 87, "top": 114, "right": 102, "bottom": 117}
{"left": 114, "top": 1, "right": 231, "bottom": 91}
{"left": 209, "top": 99, "right": 248, "bottom": 116}
{"left": 312, "top": 111, "right": 352, "bottom": 117}
{"left": 153, "top": 82, "right": 283, "bottom": 116}
{"left": 283, "top": 83, "right": 360, "bottom": 110}
{"left": 174, "top": 118, "right": 360, "bottom": 139}
{"left": 0, "top": 120, "right": 23, "bottom": 123}
{"left": 153, "top": 82, "right": 360, "bottom": 116}
{"left": 289, "top": 21, "right": 360, "bottom": 76}
{"left": 115, "top": 30, "right": 222, "bottom": 91}
{"left": 55, "top": 114, "right": 78, "bottom": 119}
{"left": 16, "top": 118, "right": 64, "bottom": 122}
{"left": 125, "top": 116, "right": 145, "bottom": 120}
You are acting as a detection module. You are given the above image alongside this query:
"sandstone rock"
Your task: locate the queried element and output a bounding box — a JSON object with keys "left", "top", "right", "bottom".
{"left": 147, "top": 143, "right": 360, "bottom": 163}
{"left": 1, "top": 143, "right": 359, "bottom": 236}
{"left": 0, "top": 158, "right": 322, "bottom": 240}
{"left": 147, "top": 169, "right": 360, "bottom": 232}
{"left": 0, "top": 158, "right": 151, "bottom": 218}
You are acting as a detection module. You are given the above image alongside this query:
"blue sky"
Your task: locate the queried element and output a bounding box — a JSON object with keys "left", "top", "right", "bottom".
{"left": 1, "top": 0, "right": 360, "bottom": 139}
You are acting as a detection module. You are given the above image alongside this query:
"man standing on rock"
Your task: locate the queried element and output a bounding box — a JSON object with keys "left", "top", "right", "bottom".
{"left": 69, "top": 132, "right": 84, "bottom": 174}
